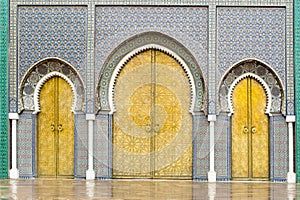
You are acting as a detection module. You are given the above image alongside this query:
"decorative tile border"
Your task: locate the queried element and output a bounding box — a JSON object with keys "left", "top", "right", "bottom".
{"left": 0, "top": 0, "right": 9, "bottom": 178}
{"left": 193, "top": 114, "right": 209, "bottom": 180}
{"left": 94, "top": 114, "right": 110, "bottom": 178}
{"left": 271, "top": 115, "right": 288, "bottom": 181}
{"left": 295, "top": 0, "right": 300, "bottom": 183}
{"left": 74, "top": 114, "right": 88, "bottom": 178}
{"left": 18, "top": 113, "right": 34, "bottom": 177}
{"left": 215, "top": 114, "right": 230, "bottom": 180}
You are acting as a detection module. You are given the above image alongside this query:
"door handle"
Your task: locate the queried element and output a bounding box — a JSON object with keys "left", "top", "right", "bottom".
{"left": 154, "top": 124, "right": 160, "bottom": 133}
{"left": 243, "top": 126, "right": 249, "bottom": 134}
{"left": 251, "top": 126, "right": 256, "bottom": 134}
{"left": 58, "top": 124, "right": 63, "bottom": 132}
{"left": 50, "top": 123, "right": 55, "bottom": 132}
{"left": 145, "top": 125, "right": 151, "bottom": 133}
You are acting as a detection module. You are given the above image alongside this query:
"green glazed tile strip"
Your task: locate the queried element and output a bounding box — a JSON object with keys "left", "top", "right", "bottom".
{"left": 295, "top": 0, "right": 300, "bottom": 183}
{"left": 0, "top": 0, "right": 9, "bottom": 178}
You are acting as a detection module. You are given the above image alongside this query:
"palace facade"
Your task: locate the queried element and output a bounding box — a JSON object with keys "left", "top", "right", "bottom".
{"left": 1, "top": 0, "right": 299, "bottom": 182}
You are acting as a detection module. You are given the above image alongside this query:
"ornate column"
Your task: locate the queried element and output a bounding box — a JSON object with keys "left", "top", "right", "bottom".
{"left": 9, "top": 113, "right": 19, "bottom": 179}
{"left": 208, "top": 115, "right": 216, "bottom": 182}
{"left": 86, "top": 114, "right": 95, "bottom": 179}
{"left": 286, "top": 116, "right": 296, "bottom": 183}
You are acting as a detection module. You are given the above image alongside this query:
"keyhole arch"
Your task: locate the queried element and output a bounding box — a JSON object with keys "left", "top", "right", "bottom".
{"left": 228, "top": 73, "right": 272, "bottom": 116}
{"left": 33, "top": 72, "right": 76, "bottom": 114}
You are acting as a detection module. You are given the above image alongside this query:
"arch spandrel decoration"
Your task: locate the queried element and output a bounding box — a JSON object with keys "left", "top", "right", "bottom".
{"left": 97, "top": 32, "right": 206, "bottom": 113}
{"left": 218, "top": 59, "right": 284, "bottom": 115}
{"left": 19, "top": 58, "right": 85, "bottom": 113}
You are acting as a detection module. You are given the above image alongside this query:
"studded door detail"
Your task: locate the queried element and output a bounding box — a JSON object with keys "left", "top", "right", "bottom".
{"left": 231, "top": 77, "right": 269, "bottom": 180}
{"left": 113, "top": 50, "right": 192, "bottom": 179}
{"left": 37, "top": 77, "right": 74, "bottom": 178}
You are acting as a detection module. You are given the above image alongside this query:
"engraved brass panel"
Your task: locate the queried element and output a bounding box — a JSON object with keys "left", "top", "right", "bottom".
{"left": 251, "top": 79, "right": 269, "bottom": 179}
{"left": 38, "top": 77, "right": 74, "bottom": 178}
{"left": 231, "top": 78, "right": 269, "bottom": 180}
{"left": 113, "top": 50, "right": 192, "bottom": 178}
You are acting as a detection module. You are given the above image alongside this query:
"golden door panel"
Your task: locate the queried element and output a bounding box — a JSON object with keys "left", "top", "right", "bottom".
{"left": 113, "top": 50, "right": 152, "bottom": 178}
{"left": 231, "top": 77, "right": 269, "bottom": 180}
{"left": 251, "top": 79, "right": 269, "bottom": 179}
{"left": 57, "top": 78, "right": 74, "bottom": 177}
{"left": 37, "top": 77, "right": 74, "bottom": 178}
{"left": 153, "top": 51, "right": 192, "bottom": 178}
{"left": 38, "top": 78, "right": 56, "bottom": 177}
{"left": 231, "top": 78, "right": 249, "bottom": 178}
{"left": 113, "top": 50, "right": 192, "bottom": 178}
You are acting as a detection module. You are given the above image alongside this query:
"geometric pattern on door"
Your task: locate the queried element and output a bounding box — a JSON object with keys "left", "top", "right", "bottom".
{"left": 231, "top": 77, "right": 269, "bottom": 180}
{"left": 113, "top": 49, "right": 192, "bottom": 179}
{"left": 37, "top": 77, "right": 74, "bottom": 178}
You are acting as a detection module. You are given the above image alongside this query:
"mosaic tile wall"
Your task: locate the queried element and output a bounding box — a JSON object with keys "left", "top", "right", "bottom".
{"left": 95, "top": 7, "right": 208, "bottom": 113}
{"left": 94, "top": 114, "right": 110, "bottom": 178}
{"left": 193, "top": 114, "right": 209, "bottom": 180}
{"left": 95, "top": 6, "right": 208, "bottom": 81}
{"left": 215, "top": 114, "right": 230, "bottom": 180}
{"left": 295, "top": 0, "right": 300, "bottom": 183}
{"left": 271, "top": 115, "right": 288, "bottom": 181}
{"left": 217, "top": 7, "right": 286, "bottom": 81}
{"left": 74, "top": 114, "right": 88, "bottom": 178}
{"left": 14, "top": 6, "right": 87, "bottom": 112}
{"left": 0, "top": 0, "right": 8, "bottom": 178}
{"left": 217, "top": 7, "right": 286, "bottom": 112}
{"left": 17, "top": 113, "right": 34, "bottom": 178}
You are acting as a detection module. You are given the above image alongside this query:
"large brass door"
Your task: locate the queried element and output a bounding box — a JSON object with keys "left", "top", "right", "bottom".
{"left": 231, "top": 77, "right": 269, "bottom": 180}
{"left": 37, "top": 77, "right": 74, "bottom": 178}
{"left": 113, "top": 50, "right": 192, "bottom": 179}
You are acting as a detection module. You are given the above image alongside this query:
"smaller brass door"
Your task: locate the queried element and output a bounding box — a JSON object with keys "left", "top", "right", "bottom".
{"left": 37, "top": 77, "right": 74, "bottom": 178}
{"left": 231, "top": 77, "right": 269, "bottom": 180}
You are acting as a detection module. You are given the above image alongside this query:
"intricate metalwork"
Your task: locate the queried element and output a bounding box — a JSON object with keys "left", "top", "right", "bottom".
{"left": 37, "top": 77, "right": 74, "bottom": 178}
{"left": 113, "top": 50, "right": 192, "bottom": 178}
{"left": 231, "top": 78, "right": 269, "bottom": 180}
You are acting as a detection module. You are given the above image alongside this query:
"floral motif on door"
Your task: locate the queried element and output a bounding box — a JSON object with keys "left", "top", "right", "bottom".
{"left": 113, "top": 50, "right": 192, "bottom": 178}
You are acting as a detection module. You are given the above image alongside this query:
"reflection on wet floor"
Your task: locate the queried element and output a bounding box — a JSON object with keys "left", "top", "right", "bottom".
{"left": 0, "top": 179, "right": 299, "bottom": 199}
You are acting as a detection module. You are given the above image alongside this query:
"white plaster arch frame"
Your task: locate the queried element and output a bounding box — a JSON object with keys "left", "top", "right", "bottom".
{"left": 228, "top": 72, "right": 272, "bottom": 116}
{"left": 108, "top": 44, "right": 197, "bottom": 114}
{"left": 33, "top": 71, "right": 77, "bottom": 114}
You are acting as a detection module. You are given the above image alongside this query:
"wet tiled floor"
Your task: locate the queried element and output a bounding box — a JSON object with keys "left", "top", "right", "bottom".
{"left": 0, "top": 179, "right": 299, "bottom": 199}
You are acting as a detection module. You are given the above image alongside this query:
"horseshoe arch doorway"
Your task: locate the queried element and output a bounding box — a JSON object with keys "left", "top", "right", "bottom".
{"left": 112, "top": 49, "right": 193, "bottom": 179}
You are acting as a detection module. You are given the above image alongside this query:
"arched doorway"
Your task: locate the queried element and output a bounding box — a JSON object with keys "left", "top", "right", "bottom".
{"left": 231, "top": 77, "right": 269, "bottom": 180}
{"left": 112, "top": 49, "right": 192, "bottom": 179}
{"left": 37, "top": 77, "right": 74, "bottom": 178}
